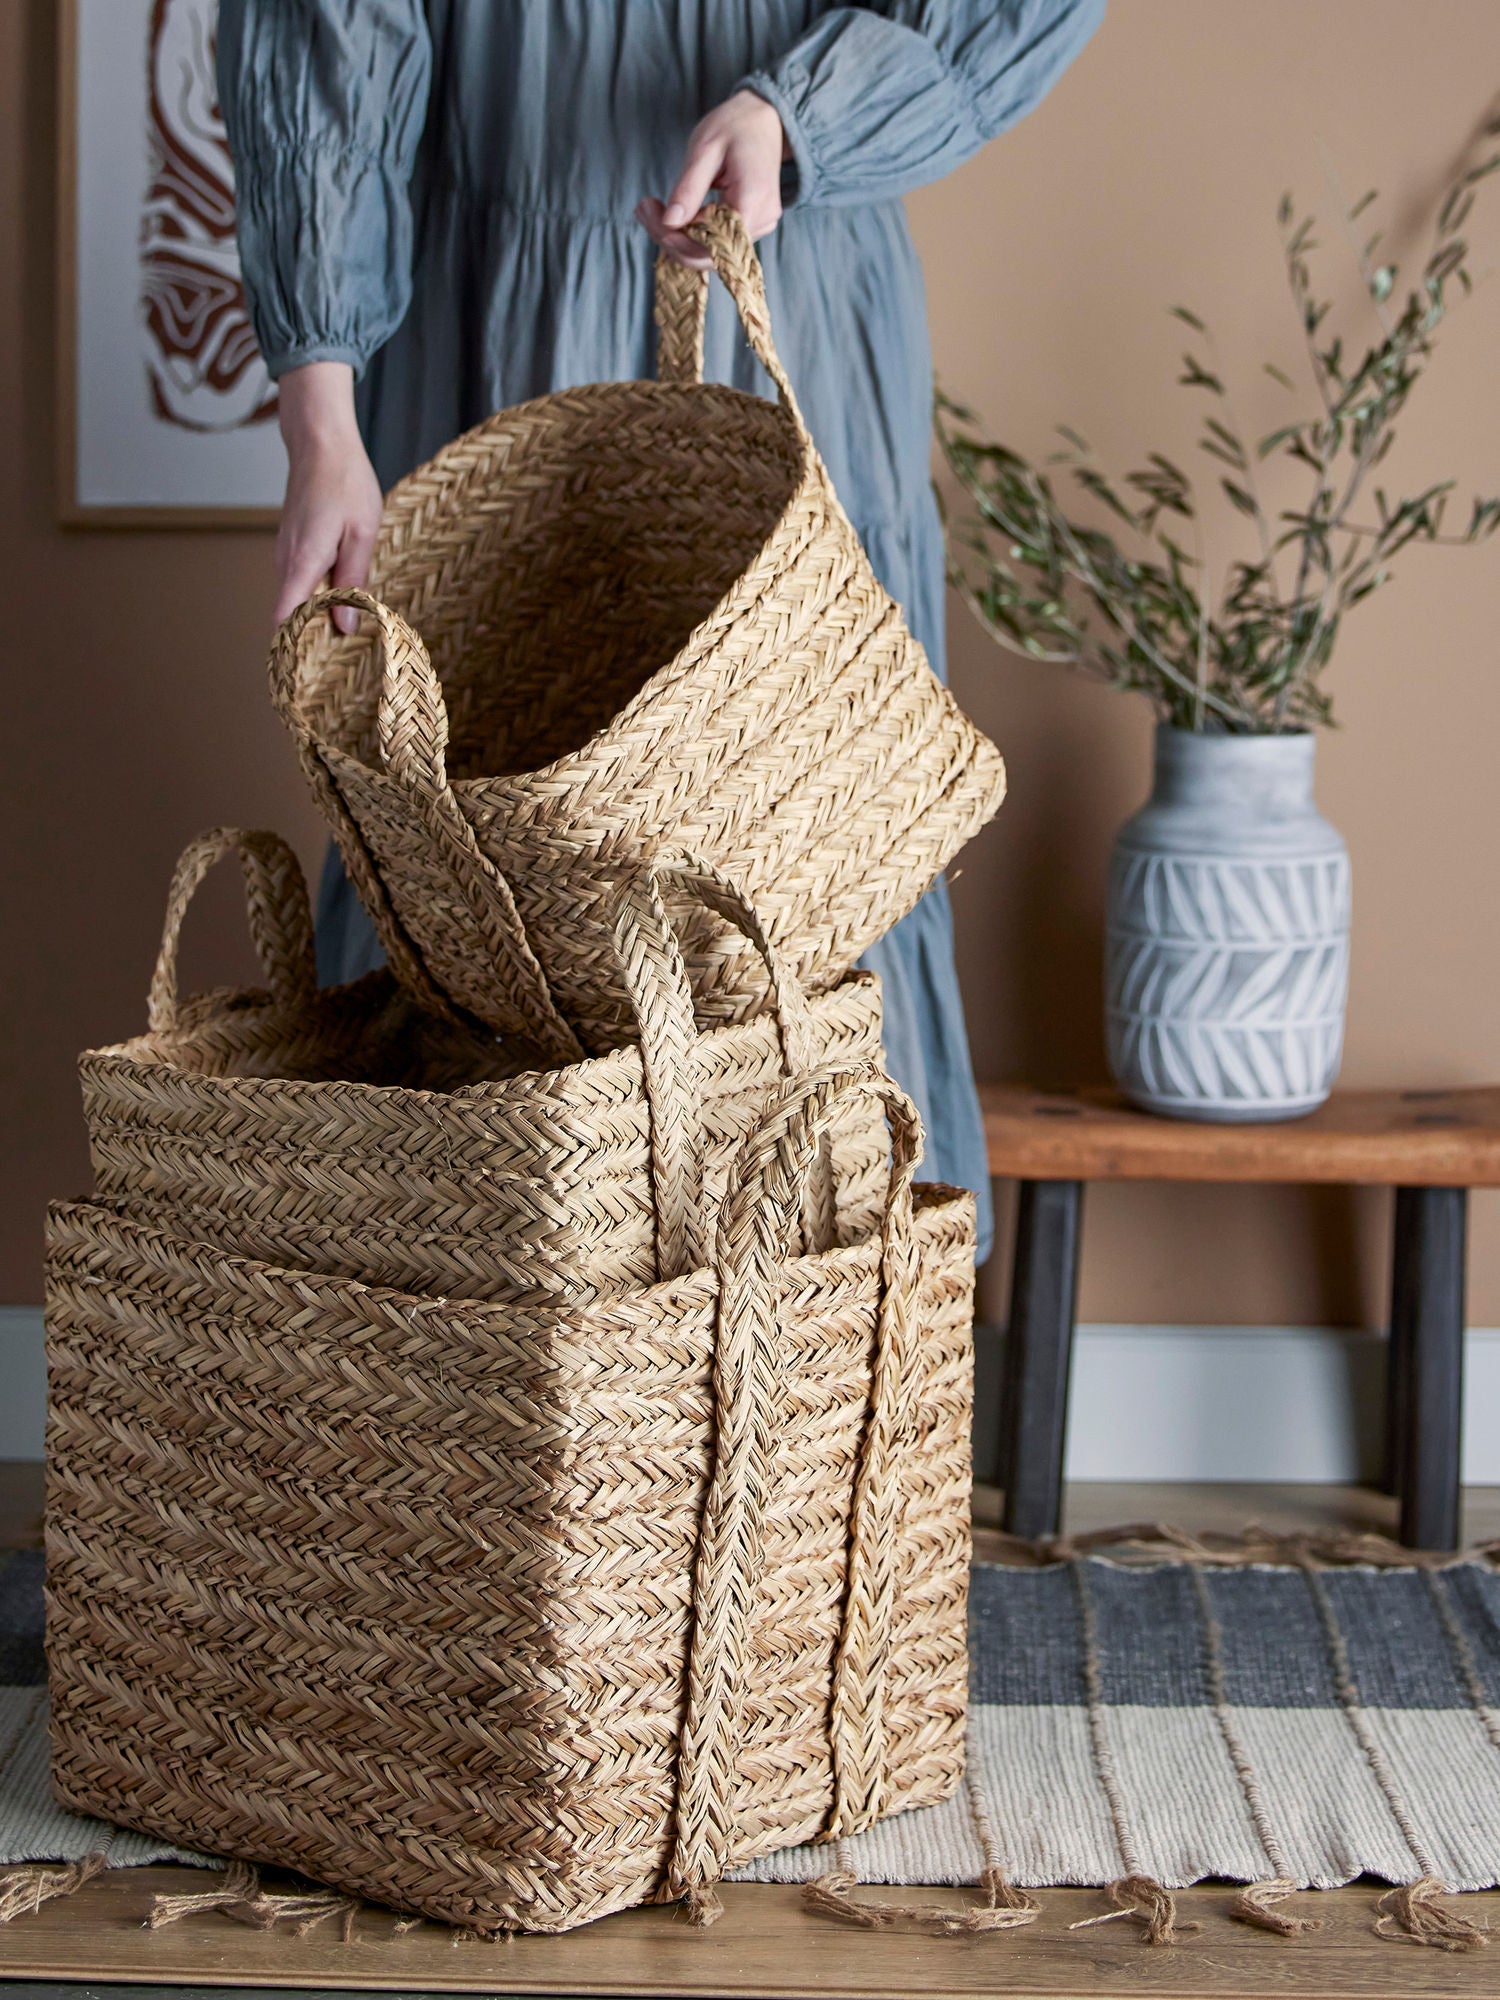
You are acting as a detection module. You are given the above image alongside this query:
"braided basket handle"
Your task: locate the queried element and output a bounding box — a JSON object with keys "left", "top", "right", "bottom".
{"left": 269, "top": 587, "right": 584, "bottom": 1064}
{"left": 654, "top": 206, "right": 812, "bottom": 443}
{"left": 666, "top": 1060, "right": 925, "bottom": 1922}
{"left": 269, "top": 587, "right": 449, "bottom": 790}
{"left": 612, "top": 851, "right": 832, "bottom": 1281}
{"left": 147, "top": 828, "right": 316, "bottom": 1036}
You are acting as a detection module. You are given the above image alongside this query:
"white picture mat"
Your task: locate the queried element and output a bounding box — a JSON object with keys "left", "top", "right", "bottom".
{"left": 72, "top": 0, "right": 286, "bottom": 511}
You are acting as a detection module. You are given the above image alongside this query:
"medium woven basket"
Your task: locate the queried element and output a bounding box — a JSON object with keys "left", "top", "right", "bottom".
{"left": 46, "top": 1064, "right": 975, "bottom": 1934}
{"left": 81, "top": 828, "right": 888, "bottom": 1303}
{"left": 270, "top": 205, "right": 1006, "bottom": 1058}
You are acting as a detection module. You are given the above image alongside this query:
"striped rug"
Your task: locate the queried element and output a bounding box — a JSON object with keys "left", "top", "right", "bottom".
{"left": 3, "top": 1541, "right": 1499, "bottom": 1925}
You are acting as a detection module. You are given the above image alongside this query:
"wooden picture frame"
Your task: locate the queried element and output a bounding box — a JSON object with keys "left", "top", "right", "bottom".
{"left": 57, "top": 0, "right": 282, "bottom": 528}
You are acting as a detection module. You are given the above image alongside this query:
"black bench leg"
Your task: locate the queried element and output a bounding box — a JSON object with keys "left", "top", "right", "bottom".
{"left": 1001, "top": 1179, "right": 1083, "bottom": 1540}
{"left": 1392, "top": 1200, "right": 1416, "bottom": 1504}
{"left": 1390, "top": 1184, "right": 1468, "bottom": 1551}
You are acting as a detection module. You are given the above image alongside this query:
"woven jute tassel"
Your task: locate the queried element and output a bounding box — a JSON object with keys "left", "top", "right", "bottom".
{"left": 1071, "top": 1874, "right": 1198, "bottom": 1946}
{"left": 147, "top": 1860, "right": 360, "bottom": 1940}
{"left": 1375, "top": 1878, "right": 1488, "bottom": 1952}
{"left": 678, "top": 1884, "right": 725, "bottom": 1928}
{"left": 0, "top": 1852, "right": 109, "bottom": 1923}
{"left": 1228, "top": 1877, "right": 1322, "bottom": 1936}
{"left": 803, "top": 1865, "right": 1040, "bottom": 1936}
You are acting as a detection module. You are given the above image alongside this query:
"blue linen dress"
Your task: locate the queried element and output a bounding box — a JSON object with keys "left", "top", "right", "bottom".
{"left": 217, "top": 0, "right": 1105, "bottom": 1264}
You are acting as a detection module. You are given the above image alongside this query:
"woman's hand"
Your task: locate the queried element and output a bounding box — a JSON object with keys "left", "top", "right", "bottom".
{"left": 273, "top": 361, "right": 384, "bottom": 635}
{"left": 636, "top": 88, "right": 789, "bottom": 268}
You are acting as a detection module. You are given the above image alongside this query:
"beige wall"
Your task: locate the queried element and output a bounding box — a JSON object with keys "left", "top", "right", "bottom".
{"left": 5, "top": 0, "right": 1499, "bottom": 1327}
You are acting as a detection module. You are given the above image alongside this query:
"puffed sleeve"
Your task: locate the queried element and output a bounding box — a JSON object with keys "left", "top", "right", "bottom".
{"left": 740, "top": 0, "right": 1104, "bottom": 208}
{"left": 215, "top": 0, "right": 432, "bottom": 378}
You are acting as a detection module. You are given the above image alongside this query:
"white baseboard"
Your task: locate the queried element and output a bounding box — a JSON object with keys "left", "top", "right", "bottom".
{"left": 4, "top": 1307, "right": 1498, "bottom": 1482}
{"left": 972, "top": 1320, "right": 1500, "bottom": 1486}
{"left": 1067, "top": 1324, "right": 1495, "bottom": 1484}
{"left": 0, "top": 1309, "right": 50, "bottom": 1462}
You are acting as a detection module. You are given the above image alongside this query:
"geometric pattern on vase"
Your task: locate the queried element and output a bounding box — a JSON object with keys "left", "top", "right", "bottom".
{"left": 1106, "top": 847, "right": 1352, "bottom": 1120}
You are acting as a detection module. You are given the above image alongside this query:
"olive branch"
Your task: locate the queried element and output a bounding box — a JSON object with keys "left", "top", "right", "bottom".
{"left": 937, "top": 106, "right": 1500, "bottom": 733}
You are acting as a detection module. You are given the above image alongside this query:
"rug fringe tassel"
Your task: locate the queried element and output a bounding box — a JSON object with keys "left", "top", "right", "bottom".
{"left": 983, "top": 1522, "right": 1500, "bottom": 1572}
{"left": 146, "top": 1859, "right": 360, "bottom": 1941}
{"left": 802, "top": 1865, "right": 1041, "bottom": 1935}
{"left": 1229, "top": 1877, "right": 1322, "bottom": 1935}
{"left": 1375, "top": 1877, "right": 1488, "bottom": 1952}
{"left": 680, "top": 1882, "right": 725, "bottom": 1928}
{"left": 1070, "top": 1873, "right": 1197, "bottom": 1946}
{"left": 0, "top": 1852, "right": 110, "bottom": 1923}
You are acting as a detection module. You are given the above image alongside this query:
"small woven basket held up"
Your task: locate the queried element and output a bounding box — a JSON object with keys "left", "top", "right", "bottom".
{"left": 46, "top": 1063, "right": 975, "bottom": 1935}
{"left": 270, "top": 205, "right": 1006, "bottom": 1059}
{"left": 79, "top": 828, "right": 888, "bottom": 1303}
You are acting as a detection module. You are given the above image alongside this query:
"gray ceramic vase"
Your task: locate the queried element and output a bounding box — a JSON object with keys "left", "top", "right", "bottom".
{"left": 1105, "top": 725, "right": 1351, "bottom": 1121}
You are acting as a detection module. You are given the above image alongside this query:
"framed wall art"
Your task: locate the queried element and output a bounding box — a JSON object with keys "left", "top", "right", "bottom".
{"left": 58, "top": 0, "right": 284, "bottom": 526}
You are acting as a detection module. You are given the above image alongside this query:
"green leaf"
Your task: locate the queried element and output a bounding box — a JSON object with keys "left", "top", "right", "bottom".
{"left": 1370, "top": 265, "right": 1395, "bottom": 302}
{"left": 1221, "top": 479, "right": 1260, "bottom": 518}
{"left": 1168, "top": 304, "right": 1207, "bottom": 332}
{"left": 1263, "top": 363, "right": 1297, "bottom": 391}
{"left": 1199, "top": 437, "right": 1245, "bottom": 472}
{"left": 1179, "top": 355, "right": 1225, "bottom": 394}
{"left": 1257, "top": 423, "right": 1305, "bottom": 459}
{"left": 1204, "top": 416, "right": 1248, "bottom": 466}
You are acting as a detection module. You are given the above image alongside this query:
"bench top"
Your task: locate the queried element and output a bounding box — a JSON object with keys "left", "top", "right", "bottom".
{"left": 981, "top": 1084, "right": 1500, "bottom": 1187}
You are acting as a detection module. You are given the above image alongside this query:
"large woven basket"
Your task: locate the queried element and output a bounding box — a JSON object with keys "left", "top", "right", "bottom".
{"left": 46, "top": 1064, "right": 975, "bottom": 1934}
{"left": 269, "top": 205, "right": 1006, "bottom": 1058}
{"left": 81, "top": 828, "right": 888, "bottom": 1303}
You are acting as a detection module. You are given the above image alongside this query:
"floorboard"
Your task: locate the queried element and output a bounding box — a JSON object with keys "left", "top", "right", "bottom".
{"left": 2, "top": 1866, "right": 1498, "bottom": 1999}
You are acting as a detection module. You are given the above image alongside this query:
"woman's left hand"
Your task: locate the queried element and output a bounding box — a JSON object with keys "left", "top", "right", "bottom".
{"left": 636, "top": 89, "right": 789, "bottom": 268}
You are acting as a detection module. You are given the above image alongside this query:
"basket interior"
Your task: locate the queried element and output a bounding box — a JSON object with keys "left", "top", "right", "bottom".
{"left": 312, "top": 384, "right": 804, "bottom": 777}
{"left": 122, "top": 975, "right": 529, "bottom": 1092}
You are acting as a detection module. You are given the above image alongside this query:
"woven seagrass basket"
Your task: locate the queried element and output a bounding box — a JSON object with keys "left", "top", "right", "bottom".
{"left": 81, "top": 828, "right": 888, "bottom": 1302}
{"left": 269, "top": 205, "right": 1006, "bottom": 1059}
{"left": 46, "top": 1065, "right": 975, "bottom": 1935}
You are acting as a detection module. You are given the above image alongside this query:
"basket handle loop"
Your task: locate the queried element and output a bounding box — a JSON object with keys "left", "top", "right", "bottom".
{"left": 269, "top": 587, "right": 586, "bottom": 1065}
{"left": 147, "top": 827, "right": 316, "bottom": 1036}
{"left": 612, "top": 851, "right": 834, "bottom": 1282}
{"left": 653, "top": 206, "right": 812, "bottom": 443}
{"left": 269, "top": 587, "right": 450, "bottom": 793}
{"left": 667, "top": 1060, "right": 925, "bottom": 1921}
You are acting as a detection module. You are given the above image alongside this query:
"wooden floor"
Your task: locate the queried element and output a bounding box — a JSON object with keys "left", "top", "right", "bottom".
{"left": 3, "top": 1466, "right": 1498, "bottom": 1998}
{"left": 5, "top": 1863, "right": 1500, "bottom": 2000}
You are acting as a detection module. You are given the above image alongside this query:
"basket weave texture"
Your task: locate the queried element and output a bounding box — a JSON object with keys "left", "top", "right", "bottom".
{"left": 45, "top": 1064, "right": 975, "bottom": 1934}
{"left": 81, "top": 829, "right": 888, "bottom": 1304}
{"left": 270, "top": 205, "right": 1006, "bottom": 1058}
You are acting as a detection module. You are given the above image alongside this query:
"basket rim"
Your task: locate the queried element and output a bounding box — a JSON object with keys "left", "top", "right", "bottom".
{"left": 47, "top": 1180, "right": 973, "bottom": 1329}
{"left": 79, "top": 969, "right": 884, "bottom": 1113}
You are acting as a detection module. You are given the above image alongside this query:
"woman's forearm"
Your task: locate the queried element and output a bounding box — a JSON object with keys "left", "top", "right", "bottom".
{"left": 278, "top": 361, "right": 362, "bottom": 455}
{"left": 273, "top": 362, "right": 383, "bottom": 633}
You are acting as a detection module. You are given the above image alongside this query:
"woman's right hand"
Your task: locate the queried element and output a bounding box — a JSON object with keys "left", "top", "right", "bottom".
{"left": 273, "top": 361, "right": 384, "bottom": 635}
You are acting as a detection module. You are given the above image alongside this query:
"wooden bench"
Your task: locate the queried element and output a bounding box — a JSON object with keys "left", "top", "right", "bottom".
{"left": 982, "top": 1083, "right": 1500, "bottom": 1551}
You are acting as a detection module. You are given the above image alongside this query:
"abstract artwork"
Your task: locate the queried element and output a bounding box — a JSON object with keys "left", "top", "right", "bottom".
{"left": 61, "top": 0, "right": 285, "bottom": 522}
{"left": 143, "top": 0, "right": 277, "bottom": 435}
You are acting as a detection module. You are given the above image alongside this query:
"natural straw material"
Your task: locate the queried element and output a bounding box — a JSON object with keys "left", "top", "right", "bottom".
{"left": 80, "top": 829, "right": 888, "bottom": 1303}
{"left": 45, "top": 1064, "right": 976, "bottom": 1935}
{"left": 270, "top": 206, "right": 1005, "bottom": 1055}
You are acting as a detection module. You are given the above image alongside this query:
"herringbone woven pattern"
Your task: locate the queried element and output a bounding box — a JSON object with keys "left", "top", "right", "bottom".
{"left": 269, "top": 206, "right": 1005, "bottom": 1055}
{"left": 81, "top": 830, "right": 888, "bottom": 1305}
{"left": 44, "top": 1064, "right": 976, "bottom": 1934}
{"left": 1105, "top": 845, "right": 1351, "bottom": 1117}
